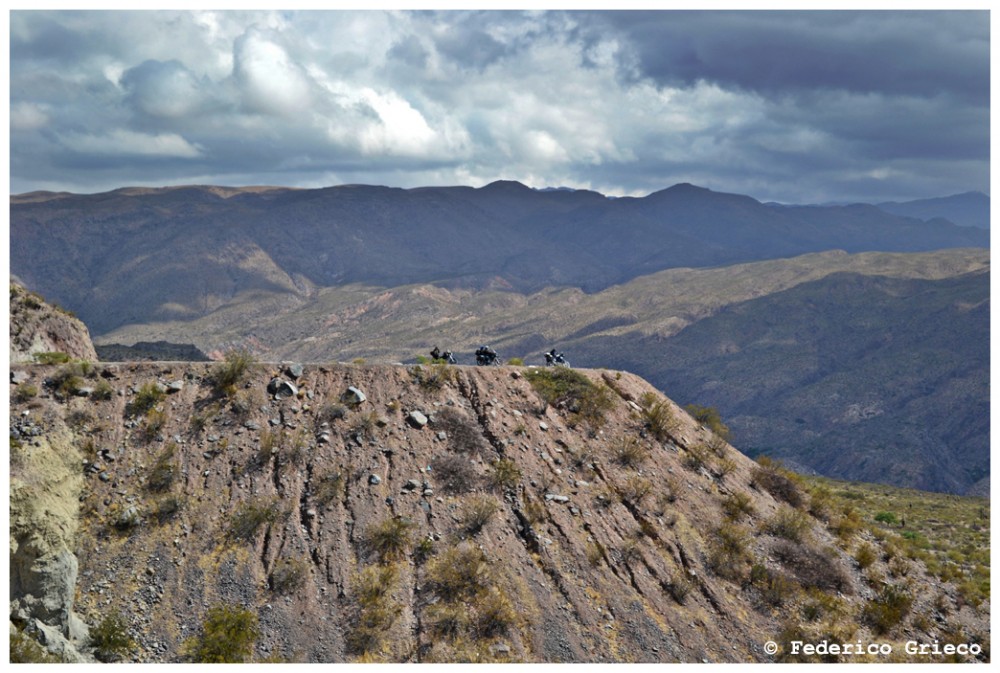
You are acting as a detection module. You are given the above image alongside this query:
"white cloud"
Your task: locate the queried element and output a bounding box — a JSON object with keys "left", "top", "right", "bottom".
{"left": 61, "top": 129, "right": 203, "bottom": 158}
{"left": 10, "top": 102, "right": 49, "bottom": 131}
{"left": 233, "top": 27, "right": 313, "bottom": 116}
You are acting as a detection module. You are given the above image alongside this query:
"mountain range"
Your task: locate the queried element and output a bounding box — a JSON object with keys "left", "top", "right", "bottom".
{"left": 9, "top": 182, "right": 990, "bottom": 494}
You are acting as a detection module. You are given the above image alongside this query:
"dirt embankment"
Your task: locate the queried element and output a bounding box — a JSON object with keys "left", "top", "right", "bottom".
{"left": 9, "top": 361, "right": 989, "bottom": 663}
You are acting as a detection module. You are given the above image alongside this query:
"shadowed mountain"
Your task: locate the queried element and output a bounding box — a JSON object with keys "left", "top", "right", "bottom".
{"left": 10, "top": 182, "right": 988, "bottom": 335}
{"left": 877, "top": 191, "right": 990, "bottom": 230}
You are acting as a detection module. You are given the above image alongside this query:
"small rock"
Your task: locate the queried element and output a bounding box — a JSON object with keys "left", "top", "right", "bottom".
{"left": 423, "top": 489, "right": 435, "bottom": 497}
{"left": 342, "top": 387, "right": 367, "bottom": 406}
{"left": 99, "top": 472, "right": 111, "bottom": 482}
{"left": 166, "top": 380, "right": 184, "bottom": 393}
{"left": 407, "top": 411, "right": 429, "bottom": 428}
{"left": 286, "top": 363, "right": 304, "bottom": 379}
{"left": 539, "top": 422, "right": 549, "bottom": 431}
{"left": 544, "top": 494, "right": 569, "bottom": 503}
{"left": 10, "top": 370, "right": 30, "bottom": 384}
{"left": 244, "top": 421, "right": 260, "bottom": 431}
{"left": 267, "top": 378, "right": 298, "bottom": 400}
{"left": 317, "top": 433, "right": 331, "bottom": 444}
{"left": 404, "top": 480, "right": 421, "bottom": 491}
{"left": 436, "top": 431, "right": 447, "bottom": 441}
{"left": 369, "top": 474, "right": 382, "bottom": 485}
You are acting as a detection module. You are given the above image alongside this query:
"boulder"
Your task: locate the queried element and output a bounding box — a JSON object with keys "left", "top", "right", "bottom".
{"left": 286, "top": 363, "right": 305, "bottom": 379}
{"left": 342, "top": 386, "right": 367, "bottom": 406}
{"left": 407, "top": 411, "right": 429, "bottom": 428}
{"left": 267, "top": 378, "right": 298, "bottom": 400}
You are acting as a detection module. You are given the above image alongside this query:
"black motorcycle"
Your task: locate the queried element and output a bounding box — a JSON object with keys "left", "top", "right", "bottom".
{"left": 476, "top": 349, "right": 500, "bottom": 366}
{"left": 544, "top": 350, "right": 569, "bottom": 367}
{"left": 430, "top": 349, "right": 456, "bottom": 364}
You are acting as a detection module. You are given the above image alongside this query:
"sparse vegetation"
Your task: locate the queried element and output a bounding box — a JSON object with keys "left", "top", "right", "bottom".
{"left": 147, "top": 443, "right": 177, "bottom": 492}
{"left": 185, "top": 604, "right": 260, "bottom": 663}
{"left": 10, "top": 627, "right": 61, "bottom": 663}
{"left": 638, "top": 391, "right": 678, "bottom": 442}
{"left": 862, "top": 583, "right": 913, "bottom": 634}
{"left": 269, "top": 557, "right": 309, "bottom": 595}
{"left": 459, "top": 495, "right": 499, "bottom": 535}
{"left": 412, "top": 363, "right": 454, "bottom": 390}
{"left": 722, "top": 491, "right": 755, "bottom": 521}
{"left": 707, "top": 522, "right": 752, "bottom": 581}
{"left": 90, "top": 610, "right": 135, "bottom": 662}
{"left": 128, "top": 381, "right": 166, "bottom": 417}
{"left": 751, "top": 457, "right": 804, "bottom": 507}
{"left": 431, "top": 453, "right": 481, "bottom": 494}
{"left": 764, "top": 505, "right": 811, "bottom": 543}
{"left": 347, "top": 565, "right": 401, "bottom": 656}
{"left": 363, "top": 517, "right": 416, "bottom": 563}
{"left": 525, "top": 367, "right": 615, "bottom": 430}
{"left": 228, "top": 499, "right": 282, "bottom": 541}
{"left": 14, "top": 382, "right": 38, "bottom": 402}
{"left": 211, "top": 348, "right": 255, "bottom": 397}
{"left": 488, "top": 458, "right": 522, "bottom": 491}
{"left": 684, "top": 403, "right": 730, "bottom": 440}
{"left": 616, "top": 474, "right": 652, "bottom": 505}
{"left": 434, "top": 409, "right": 489, "bottom": 455}
{"left": 609, "top": 435, "right": 648, "bottom": 468}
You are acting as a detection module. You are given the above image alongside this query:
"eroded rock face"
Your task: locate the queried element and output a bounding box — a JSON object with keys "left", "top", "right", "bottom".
{"left": 9, "top": 283, "right": 98, "bottom": 364}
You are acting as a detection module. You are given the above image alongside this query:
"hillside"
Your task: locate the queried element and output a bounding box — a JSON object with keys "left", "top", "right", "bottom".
{"left": 10, "top": 353, "right": 990, "bottom": 662}
{"left": 93, "top": 248, "right": 990, "bottom": 495}
{"left": 10, "top": 182, "right": 988, "bottom": 336}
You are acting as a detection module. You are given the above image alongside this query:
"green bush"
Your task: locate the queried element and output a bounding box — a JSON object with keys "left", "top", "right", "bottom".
{"left": 751, "top": 457, "right": 804, "bottom": 508}
{"left": 92, "top": 379, "right": 114, "bottom": 400}
{"left": 525, "top": 368, "right": 615, "bottom": 430}
{"left": 185, "top": 604, "right": 259, "bottom": 663}
{"left": 34, "top": 351, "right": 71, "bottom": 365}
{"left": 211, "top": 348, "right": 256, "bottom": 397}
{"left": 13, "top": 383, "right": 38, "bottom": 402}
{"left": 722, "top": 491, "right": 756, "bottom": 520}
{"left": 874, "top": 511, "right": 899, "bottom": 525}
{"left": 363, "top": 517, "right": 416, "bottom": 563}
{"left": 90, "top": 610, "right": 135, "bottom": 662}
{"left": 128, "top": 382, "right": 166, "bottom": 417}
{"left": 489, "top": 458, "right": 522, "bottom": 491}
{"left": 862, "top": 584, "right": 913, "bottom": 634}
{"left": 684, "top": 403, "right": 731, "bottom": 440}
{"left": 506, "top": 357, "right": 525, "bottom": 366}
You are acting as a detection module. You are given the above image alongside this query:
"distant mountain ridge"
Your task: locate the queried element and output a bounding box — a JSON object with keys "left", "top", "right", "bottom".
{"left": 877, "top": 191, "right": 989, "bottom": 230}
{"left": 10, "top": 181, "right": 988, "bottom": 335}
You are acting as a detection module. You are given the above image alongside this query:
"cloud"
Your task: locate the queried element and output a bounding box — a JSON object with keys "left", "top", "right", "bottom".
{"left": 61, "top": 129, "right": 203, "bottom": 158}
{"left": 233, "top": 27, "right": 313, "bottom": 116}
{"left": 8, "top": 9, "right": 990, "bottom": 204}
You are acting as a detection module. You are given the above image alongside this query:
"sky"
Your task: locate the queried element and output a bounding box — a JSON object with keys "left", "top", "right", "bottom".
{"left": 7, "top": 7, "right": 991, "bottom": 204}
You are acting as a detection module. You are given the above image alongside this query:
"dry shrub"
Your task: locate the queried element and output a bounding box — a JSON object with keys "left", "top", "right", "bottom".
{"left": 722, "top": 491, "right": 755, "bottom": 521}
{"left": 488, "top": 458, "right": 522, "bottom": 491}
{"left": 459, "top": 495, "right": 499, "bottom": 536}
{"left": 431, "top": 453, "right": 481, "bottom": 494}
{"left": 610, "top": 435, "right": 649, "bottom": 468}
{"left": 764, "top": 505, "right": 811, "bottom": 543}
{"left": 772, "top": 540, "right": 852, "bottom": 594}
{"left": 425, "top": 543, "right": 492, "bottom": 602}
{"left": 433, "top": 409, "right": 489, "bottom": 456}
{"left": 363, "top": 517, "right": 416, "bottom": 563}
{"left": 751, "top": 458, "right": 804, "bottom": 507}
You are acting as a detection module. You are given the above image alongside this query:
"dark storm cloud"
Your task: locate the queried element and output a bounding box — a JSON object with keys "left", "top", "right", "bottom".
{"left": 584, "top": 11, "right": 989, "bottom": 103}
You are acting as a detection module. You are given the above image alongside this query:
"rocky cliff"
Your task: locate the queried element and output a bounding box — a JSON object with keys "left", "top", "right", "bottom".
{"left": 10, "top": 282, "right": 98, "bottom": 364}
{"left": 9, "top": 357, "right": 989, "bottom": 662}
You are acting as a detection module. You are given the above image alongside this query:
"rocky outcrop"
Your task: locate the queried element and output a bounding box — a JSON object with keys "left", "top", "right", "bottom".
{"left": 9, "top": 282, "right": 98, "bottom": 364}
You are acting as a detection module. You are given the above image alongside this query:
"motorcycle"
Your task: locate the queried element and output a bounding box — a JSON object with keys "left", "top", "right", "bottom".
{"left": 476, "top": 350, "right": 500, "bottom": 366}
{"left": 430, "top": 350, "right": 456, "bottom": 364}
{"left": 544, "top": 351, "right": 570, "bottom": 367}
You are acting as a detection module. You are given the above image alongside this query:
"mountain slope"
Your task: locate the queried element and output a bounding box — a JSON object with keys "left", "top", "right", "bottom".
{"left": 9, "top": 359, "right": 989, "bottom": 663}
{"left": 605, "top": 270, "right": 989, "bottom": 494}
{"left": 10, "top": 182, "right": 988, "bottom": 335}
